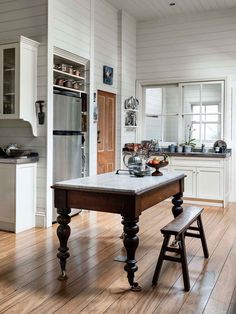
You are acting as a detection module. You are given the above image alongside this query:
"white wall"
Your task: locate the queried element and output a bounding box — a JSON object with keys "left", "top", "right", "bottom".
{"left": 136, "top": 8, "right": 236, "bottom": 201}
{"left": 0, "top": 0, "right": 48, "bottom": 226}
{"left": 0, "top": 0, "right": 137, "bottom": 229}
{"left": 120, "top": 11, "right": 137, "bottom": 164}
{"left": 94, "top": 0, "right": 118, "bottom": 94}
{"left": 93, "top": 3, "right": 136, "bottom": 169}
{"left": 93, "top": 0, "right": 118, "bottom": 171}
{"left": 52, "top": 0, "right": 91, "bottom": 60}
{"left": 50, "top": 1, "right": 136, "bottom": 201}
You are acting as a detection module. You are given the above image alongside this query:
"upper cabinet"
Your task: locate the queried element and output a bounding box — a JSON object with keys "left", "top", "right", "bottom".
{"left": 53, "top": 54, "right": 86, "bottom": 95}
{"left": 0, "top": 36, "right": 39, "bottom": 136}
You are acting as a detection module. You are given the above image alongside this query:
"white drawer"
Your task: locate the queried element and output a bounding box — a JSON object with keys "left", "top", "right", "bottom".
{"left": 170, "top": 157, "right": 224, "bottom": 168}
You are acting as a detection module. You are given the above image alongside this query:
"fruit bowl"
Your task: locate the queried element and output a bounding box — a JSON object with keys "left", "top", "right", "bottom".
{"left": 146, "top": 160, "right": 169, "bottom": 176}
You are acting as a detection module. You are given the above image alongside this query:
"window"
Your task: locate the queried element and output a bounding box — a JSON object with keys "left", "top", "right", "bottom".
{"left": 144, "top": 85, "right": 179, "bottom": 143}
{"left": 181, "top": 82, "right": 223, "bottom": 144}
{"left": 143, "top": 81, "right": 224, "bottom": 145}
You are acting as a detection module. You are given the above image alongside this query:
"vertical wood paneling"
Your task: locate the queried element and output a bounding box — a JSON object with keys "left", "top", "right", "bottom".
{"left": 136, "top": 8, "right": 236, "bottom": 201}
{"left": 94, "top": 0, "right": 118, "bottom": 94}
{"left": 0, "top": 0, "right": 47, "bottom": 226}
{"left": 53, "top": 0, "right": 91, "bottom": 60}
{"left": 137, "top": 9, "right": 236, "bottom": 82}
{"left": 121, "top": 11, "right": 137, "bottom": 158}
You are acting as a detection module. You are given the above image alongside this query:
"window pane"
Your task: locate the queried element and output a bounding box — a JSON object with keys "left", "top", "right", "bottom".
{"left": 192, "top": 105, "right": 200, "bottom": 113}
{"left": 145, "top": 117, "right": 161, "bottom": 140}
{"left": 202, "top": 83, "right": 222, "bottom": 110}
{"left": 183, "top": 85, "right": 201, "bottom": 113}
{"left": 193, "top": 114, "right": 200, "bottom": 122}
{"left": 183, "top": 116, "right": 200, "bottom": 142}
{"left": 192, "top": 123, "right": 200, "bottom": 140}
{"left": 162, "top": 86, "right": 179, "bottom": 113}
{"left": 202, "top": 114, "right": 219, "bottom": 122}
{"left": 205, "top": 104, "right": 218, "bottom": 113}
{"left": 163, "top": 115, "right": 178, "bottom": 142}
{"left": 205, "top": 124, "right": 220, "bottom": 140}
{"left": 145, "top": 88, "right": 162, "bottom": 115}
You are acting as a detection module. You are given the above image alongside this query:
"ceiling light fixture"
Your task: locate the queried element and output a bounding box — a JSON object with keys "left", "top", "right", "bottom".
{"left": 169, "top": 2, "right": 176, "bottom": 6}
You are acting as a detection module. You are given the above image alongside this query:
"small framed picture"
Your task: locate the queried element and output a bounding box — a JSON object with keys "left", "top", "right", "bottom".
{"left": 103, "top": 65, "right": 113, "bottom": 85}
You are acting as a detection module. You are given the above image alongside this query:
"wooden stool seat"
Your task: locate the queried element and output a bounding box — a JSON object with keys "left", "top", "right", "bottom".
{"left": 152, "top": 206, "right": 209, "bottom": 291}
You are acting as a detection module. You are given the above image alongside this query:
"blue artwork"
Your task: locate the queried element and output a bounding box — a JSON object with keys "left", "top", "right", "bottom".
{"left": 103, "top": 65, "right": 113, "bottom": 85}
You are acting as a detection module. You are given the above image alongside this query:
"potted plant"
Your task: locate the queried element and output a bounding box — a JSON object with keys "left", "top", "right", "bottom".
{"left": 183, "top": 123, "right": 196, "bottom": 153}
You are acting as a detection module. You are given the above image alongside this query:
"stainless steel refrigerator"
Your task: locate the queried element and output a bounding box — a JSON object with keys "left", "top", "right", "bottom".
{"left": 53, "top": 92, "right": 84, "bottom": 222}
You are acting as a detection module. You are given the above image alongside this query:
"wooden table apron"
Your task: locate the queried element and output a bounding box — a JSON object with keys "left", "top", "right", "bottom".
{"left": 53, "top": 175, "right": 185, "bottom": 291}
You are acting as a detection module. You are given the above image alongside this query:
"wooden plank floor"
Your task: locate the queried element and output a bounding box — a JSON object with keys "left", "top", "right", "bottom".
{"left": 0, "top": 202, "right": 235, "bottom": 313}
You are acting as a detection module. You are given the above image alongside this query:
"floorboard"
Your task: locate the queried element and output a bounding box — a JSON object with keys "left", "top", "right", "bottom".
{"left": 0, "top": 202, "right": 235, "bottom": 313}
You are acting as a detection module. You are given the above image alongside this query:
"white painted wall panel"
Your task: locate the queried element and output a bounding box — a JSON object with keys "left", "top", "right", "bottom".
{"left": 136, "top": 8, "right": 236, "bottom": 201}
{"left": 137, "top": 9, "right": 236, "bottom": 82}
{"left": 121, "top": 11, "right": 137, "bottom": 155}
{"left": 94, "top": 0, "right": 118, "bottom": 94}
{"left": 53, "top": 0, "right": 91, "bottom": 60}
{"left": 0, "top": 0, "right": 47, "bottom": 225}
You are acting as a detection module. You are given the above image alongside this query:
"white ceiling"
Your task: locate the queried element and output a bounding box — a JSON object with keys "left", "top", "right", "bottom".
{"left": 106, "top": 0, "right": 236, "bottom": 21}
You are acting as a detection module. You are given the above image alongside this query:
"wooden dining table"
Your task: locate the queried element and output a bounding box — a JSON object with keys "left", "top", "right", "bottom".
{"left": 52, "top": 170, "right": 185, "bottom": 291}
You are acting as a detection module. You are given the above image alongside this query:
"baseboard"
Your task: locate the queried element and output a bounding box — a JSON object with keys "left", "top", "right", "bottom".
{"left": 165, "top": 197, "right": 224, "bottom": 207}
{"left": 0, "top": 221, "right": 15, "bottom": 232}
{"left": 35, "top": 211, "right": 46, "bottom": 227}
{"left": 182, "top": 198, "right": 223, "bottom": 207}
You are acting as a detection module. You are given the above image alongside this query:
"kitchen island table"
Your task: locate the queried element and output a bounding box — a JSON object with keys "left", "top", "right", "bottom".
{"left": 52, "top": 171, "right": 185, "bottom": 291}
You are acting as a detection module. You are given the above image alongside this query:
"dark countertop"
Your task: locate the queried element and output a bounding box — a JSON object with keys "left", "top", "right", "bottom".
{"left": 123, "top": 148, "right": 232, "bottom": 159}
{"left": 149, "top": 149, "right": 231, "bottom": 158}
{"left": 0, "top": 156, "right": 39, "bottom": 164}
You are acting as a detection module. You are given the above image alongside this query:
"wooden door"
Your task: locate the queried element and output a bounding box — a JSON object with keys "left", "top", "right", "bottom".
{"left": 97, "top": 91, "right": 116, "bottom": 174}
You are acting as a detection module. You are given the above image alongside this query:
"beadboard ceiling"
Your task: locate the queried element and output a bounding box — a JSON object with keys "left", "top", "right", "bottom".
{"left": 106, "top": 0, "right": 236, "bottom": 21}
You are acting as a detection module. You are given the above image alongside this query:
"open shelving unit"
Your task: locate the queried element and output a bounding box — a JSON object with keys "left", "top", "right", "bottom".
{"left": 53, "top": 54, "right": 86, "bottom": 95}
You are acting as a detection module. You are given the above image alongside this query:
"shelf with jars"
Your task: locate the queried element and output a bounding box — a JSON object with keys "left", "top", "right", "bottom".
{"left": 53, "top": 55, "right": 86, "bottom": 94}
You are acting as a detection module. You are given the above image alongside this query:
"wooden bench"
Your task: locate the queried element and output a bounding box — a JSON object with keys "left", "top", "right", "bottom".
{"left": 152, "top": 206, "right": 209, "bottom": 291}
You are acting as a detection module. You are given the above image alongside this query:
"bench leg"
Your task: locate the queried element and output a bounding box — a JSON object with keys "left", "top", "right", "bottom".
{"left": 197, "top": 215, "right": 209, "bottom": 258}
{"left": 152, "top": 234, "right": 171, "bottom": 286}
{"left": 179, "top": 233, "right": 190, "bottom": 291}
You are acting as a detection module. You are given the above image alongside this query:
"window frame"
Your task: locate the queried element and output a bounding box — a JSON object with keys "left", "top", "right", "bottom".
{"left": 142, "top": 84, "right": 180, "bottom": 145}
{"left": 142, "top": 80, "right": 224, "bottom": 146}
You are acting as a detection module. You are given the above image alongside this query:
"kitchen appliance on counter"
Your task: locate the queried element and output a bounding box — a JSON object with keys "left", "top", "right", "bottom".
{"left": 53, "top": 91, "right": 85, "bottom": 222}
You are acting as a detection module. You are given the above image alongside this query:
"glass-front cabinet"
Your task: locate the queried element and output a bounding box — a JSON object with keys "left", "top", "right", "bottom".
{"left": 2, "top": 45, "right": 17, "bottom": 116}
{"left": 0, "top": 36, "right": 39, "bottom": 135}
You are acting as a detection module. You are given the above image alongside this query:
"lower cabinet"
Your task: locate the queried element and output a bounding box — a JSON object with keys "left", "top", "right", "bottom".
{"left": 170, "top": 157, "right": 230, "bottom": 207}
{"left": 0, "top": 163, "right": 36, "bottom": 233}
{"left": 197, "top": 167, "right": 223, "bottom": 200}
{"left": 171, "top": 166, "right": 196, "bottom": 198}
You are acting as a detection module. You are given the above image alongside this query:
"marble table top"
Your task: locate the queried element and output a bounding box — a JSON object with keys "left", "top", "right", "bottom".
{"left": 53, "top": 170, "right": 185, "bottom": 195}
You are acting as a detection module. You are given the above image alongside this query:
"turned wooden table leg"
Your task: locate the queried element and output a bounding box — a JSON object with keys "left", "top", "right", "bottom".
{"left": 122, "top": 216, "right": 141, "bottom": 292}
{"left": 56, "top": 207, "right": 71, "bottom": 281}
{"left": 171, "top": 192, "right": 184, "bottom": 247}
{"left": 172, "top": 192, "right": 183, "bottom": 218}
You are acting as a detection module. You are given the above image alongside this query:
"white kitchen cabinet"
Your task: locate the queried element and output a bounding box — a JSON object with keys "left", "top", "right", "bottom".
{"left": 0, "top": 36, "right": 39, "bottom": 136}
{"left": 197, "top": 167, "right": 223, "bottom": 200}
{"left": 170, "top": 156, "right": 230, "bottom": 207}
{"left": 0, "top": 162, "right": 37, "bottom": 233}
{"left": 171, "top": 165, "right": 196, "bottom": 198}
